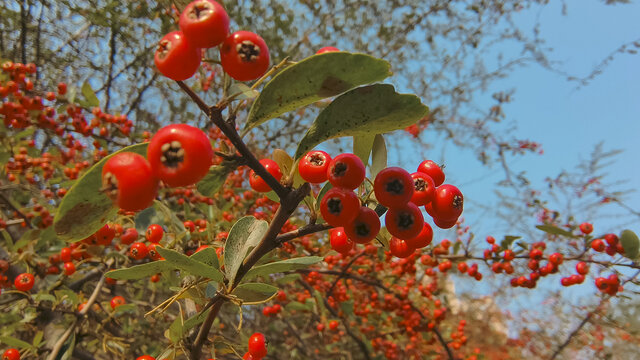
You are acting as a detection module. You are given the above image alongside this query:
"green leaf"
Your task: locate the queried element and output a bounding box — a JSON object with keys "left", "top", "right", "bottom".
{"left": 272, "top": 149, "right": 294, "bottom": 176}
{"left": 81, "top": 80, "right": 100, "bottom": 107}
{"left": 105, "top": 261, "right": 172, "bottom": 280}
{"left": 228, "top": 83, "right": 259, "bottom": 100}
{"left": 285, "top": 301, "right": 312, "bottom": 312}
{"left": 231, "top": 283, "right": 278, "bottom": 303}
{"left": 353, "top": 134, "right": 375, "bottom": 167}
{"left": 0, "top": 336, "right": 33, "bottom": 349}
{"left": 32, "top": 331, "right": 43, "bottom": 347}
{"left": 53, "top": 143, "right": 148, "bottom": 242}
{"left": 535, "top": 225, "right": 575, "bottom": 238}
{"left": 244, "top": 256, "right": 324, "bottom": 281}
{"left": 168, "top": 308, "right": 211, "bottom": 343}
{"left": 156, "top": 247, "right": 224, "bottom": 281}
{"left": 245, "top": 52, "right": 391, "bottom": 133}
{"left": 620, "top": 229, "right": 639, "bottom": 259}
{"left": 58, "top": 332, "right": 75, "bottom": 360}
{"left": 224, "top": 216, "right": 269, "bottom": 286}
{"left": 339, "top": 299, "right": 355, "bottom": 316}
{"left": 370, "top": 134, "right": 387, "bottom": 179}
{"left": 196, "top": 162, "right": 237, "bottom": 197}
{"left": 113, "top": 303, "right": 137, "bottom": 314}
{"left": 500, "top": 235, "right": 521, "bottom": 249}
{"left": 13, "top": 128, "right": 35, "bottom": 141}
{"left": 190, "top": 247, "right": 220, "bottom": 269}
{"left": 294, "top": 84, "right": 428, "bottom": 159}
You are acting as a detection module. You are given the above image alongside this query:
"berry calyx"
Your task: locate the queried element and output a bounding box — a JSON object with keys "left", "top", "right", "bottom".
{"left": 327, "top": 153, "right": 366, "bottom": 190}
{"left": 298, "top": 150, "right": 331, "bottom": 184}
{"left": 179, "top": 0, "right": 230, "bottom": 48}
{"left": 249, "top": 159, "right": 282, "bottom": 193}
{"left": 154, "top": 31, "right": 201, "bottom": 81}
{"left": 147, "top": 124, "right": 214, "bottom": 187}
{"left": 432, "top": 184, "right": 464, "bottom": 220}
{"left": 319, "top": 187, "right": 360, "bottom": 227}
{"left": 14, "top": 273, "right": 34, "bottom": 292}
{"left": 220, "top": 31, "right": 270, "bottom": 81}
{"left": 410, "top": 172, "right": 436, "bottom": 206}
{"left": 344, "top": 206, "right": 381, "bottom": 244}
{"left": 374, "top": 167, "right": 414, "bottom": 208}
{"left": 385, "top": 202, "right": 424, "bottom": 240}
{"left": 102, "top": 152, "right": 159, "bottom": 212}
{"left": 129, "top": 242, "right": 149, "bottom": 260}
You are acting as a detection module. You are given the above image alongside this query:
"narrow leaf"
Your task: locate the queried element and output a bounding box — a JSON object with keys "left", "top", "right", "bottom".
{"left": 156, "top": 247, "right": 224, "bottom": 281}
{"left": 370, "top": 134, "right": 387, "bottom": 178}
{"left": 231, "top": 283, "right": 278, "bottom": 303}
{"left": 294, "top": 84, "right": 428, "bottom": 159}
{"left": 81, "top": 80, "right": 100, "bottom": 107}
{"left": 245, "top": 52, "right": 392, "bottom": 132}
{"left": 535, "top": 225, "right": 575, "bottom": 238}
{"left": 196, "top": 162, "right": 237, "bottom": 197}
{"left": 105, "top": 261, "right": 172, "bottom": 280}
{"left": 353, "top": 134, "right": 375, "bottom": 167}
{"left": 244, "top": 256, "right": 324, "bottom": 281}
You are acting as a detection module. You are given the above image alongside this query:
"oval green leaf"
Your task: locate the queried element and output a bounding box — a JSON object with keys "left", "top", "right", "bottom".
{"left": 620, "top": 229, "right": 639, "bottom": 259}
{"left": 105, "top": 260, "right": 172, "bottom": 280}
{"left": 196, "top": 161, "right": 238, "bottom": 197}
{"left": 294, "top": 84, "right": 428, "bottom": 159}
{"left": 156, "top": 247, "right": 224, "bottom": 282}
{"left": 190, "top": 247, "right": 220, "bottom": 269}
{"left": 53, "top": 143, "right": 149, "bottom": 242}
{"left": 224, "top": 216, "right": 269, "bottom": 286}
{"left": 244, "top": 52, "right": 392, "bottom": 133}
{"left": 231, "top": 283, "right": 278, "bottom": 303}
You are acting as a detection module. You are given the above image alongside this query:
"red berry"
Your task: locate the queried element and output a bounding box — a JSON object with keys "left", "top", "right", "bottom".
{"left": 110, "top": 295, "right": 126, "bottom": 310}
{"left": 604, "top": 233, "right": 618, "bottom": 246}
{"left": 410, "top": 172, "right": 436, "bottom": 206}
{"left": 591, "top": 238, "right": 605, "bottom": 252}
{"left": 432, "top": 215, "right": 458, "bottom": 229}
{"left": 179, "top": 0, "right": 230, "bottom": 48}
{"left": 344, "top": 206, "right": 381, "bottom": 244}
{"left": 327, "top": 153, "right": 366, "bottom": 190}
{"left": 102, "top": 152, "right": 159, "bottom": 212}
{"left": 389, "top": 237, "right": 414, "bottom": 258}
{"left": 247, "top": 332, "right": 268, "bottom": 358}
{"left": 249, "top": 159, "right": 282, "bottom": 193}
{"left": 148, "top": 244, "right": 163, "bottom": 261}
{"left": 120, "top": 228, "right": 138, "bottom": 245}
{"left": 329, "top": 227, "right": 354, "bottom": 255}
{"left": 147, "top": 124, "right": 213, "bottom": 187}
{"left": 457, "top": 262, "right": 468, "bottom": 273}
{"left": 136, "top": 357, "right": 154, "bottom": 360}
{"left": 432, "top": 184, "right": 463, "bottom": 220}
{"left": 129, "top": 242, "right": 149, "bottom": 260}
{"left": 385, "top": 202, "right": 424, "bottom": 240}
{"left": 57, "top": 82, "right": 67, "bottom": 95}
{"left": 60, "top": 247, "right": 72, "bottom": 262}
{"left": 2, "top": 349, "right": 20, "bottom": 360}
{"left": 319, "top": 187, "right": 360, "bottom": 227}
{"left": 220, "top": 31, "right": 270, "bottom": 81}
{"left": 146, "top": 224, "right": 164, "bottom": 243}
{"left": 579, "top": 222, "right": 593, "bottom": 234}
{"left": 316, "top": 323, "right": 326, "bottom": 331}
{"left": 96, "top": 223, "right": 116, "bottom": 246}
{"left": 374, "top": 167, "right": 414, "bottom": 208}
{"left": 183, "top": 220, "right": 196, "bottom": 233}
{"left": 328, "top": 320, "right": 339, "bottom": 331}
{"left": 298, "top": 150, "right": 331, "bottom": 183}
{"left": 150, "top": 274, "right": 161, "bottom": 283}
{"left": 63, "top": 262, "right": 76, "bottom": 276}
{"left": 417, "top": 160, "right": 445, "bottom": 186}
{"left": 14, "top": 273, "right": 34, "bottom": 292}
{"left": 405, "top": 222, "right": 433, "bottom": 249}
{"left": 154, "top": 31, "right": 201, "bottom": 81}
{"left": 316, "top": 46, "right": 340, "bottom": 54}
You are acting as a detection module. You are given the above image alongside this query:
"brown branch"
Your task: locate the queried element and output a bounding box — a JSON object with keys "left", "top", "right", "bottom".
{"left": 327, "top": 251, "right": 367, "bottom": 298}
{"left": 190, "top": 295, "right": 224, "bottom": 360}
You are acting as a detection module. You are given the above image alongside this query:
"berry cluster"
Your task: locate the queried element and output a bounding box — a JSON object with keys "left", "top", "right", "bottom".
{"left": 155, "top": 0, "right": 270, "bottom": 82}
{"left": 102, "top": 123, "right": 213, "bottom": 211}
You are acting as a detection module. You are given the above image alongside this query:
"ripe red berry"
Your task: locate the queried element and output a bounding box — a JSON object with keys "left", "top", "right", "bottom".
{"left": 316, "top": 46, "right": 340, "bottom": 54}
{"left": 316, "top": 323, "right": 326, "bottom": 331}
{"left": 457, "top": 262, "right": 468, "bottom": 273}
{"left": 576, "top": 262, "right": 589, "bottom": 275}
{"left": 102, "top": 152, "right": 159, "bottom": 212}
{"left": 579, "top": 222, "right": 593, "bottom": 234}
{"left": 249, "top": 159, "right": 283, "bottom": 193}
{"left": 549, "top": 252, "right": 563, "bottom": 265}
{"left": 110, "top": 295, "right": 126, "bottom": 310}
{"left": 319, "top": 187, "right": 360, "bottom": 227}
{"left": 432, "top": 215, "right": 458, "bottom": 229}
{"left": 248, "top": 332, "right": 268, "bottom": 358}
{"left": 129, "top": 242, "right": 149, "bottom": 260}
{"left": 374, "top": 167, "right": 414, "bottom": 208}
{"left": 63, "top": 262, "right": 76, "bottom": 276}
{"left": 298, "top": 150, "right": 331, "bottom": 183}
{"left": 344, "top": 206, "right": 381, "bottom": 244}
{"left": 96, "top": 223, "right": 116, "bottom": 246}
{"left": 327, "top": 153, "right": 366, "bottom": 190}
{"left": 184, "top": 220, "right": 196, "bottom": 233}
{"left": 120, "top": 228, "right": 138, "bottom": 245}
{"left": 154, "top": 31, "right": 201, "bottom": 81}
{"left": 220, "top": 31, "right": 270, "bottom": 81}
{"left": 328, "top": 320, "right": 339, "bottom": 331}
{"left": 147, "top": 244, "right": 163, "bottom": 261}
{"left": 14, "top": 273, "right": 34, "bottom": 292}
{"left": 389, "top": 237, "right": 414, "bottom": 258}
{"left": 179, "top": 0, "right": 230, "bottom": 48}
{"left": 146, "top": 224, "right": 164, "bottom": 243}
{"left": 147, "top": 124, "right": 213, "bottom": 187}
{"left": 417, "top": 160, "right": 445, "bottom": 186}
{"left": 150, "top": 274, "right": 161, "bottom": 283}
{"left": 136, "top": 357, "right": 154, "bottom": 360}
{"left": 57, "top": 82, "right": 67, "bottom": 95}
{"left": 60, "top": 247, "right": 72, "bottom": 262}
{"left": 432, "top": 184, "right": 463, "bottom": 220}
{"left": 410, "top": 172, "right": 436, "bottom": 206}
{"left": 604, "top": 233, "right": 618, "bottom": 246}
{"left": 385, "top": 202, "right": 424, "bottom": 240}
{"left": 329, "top": 227, "right": 354, "bottom": 255}
{"left": 591, "top": 238, "right": 605, "bottom": 252}
{"left": 405, "top": 222, "right": 433, "bottom": 249}
{"left": 2, "top": 348, "right": 20, "bottom": 360}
